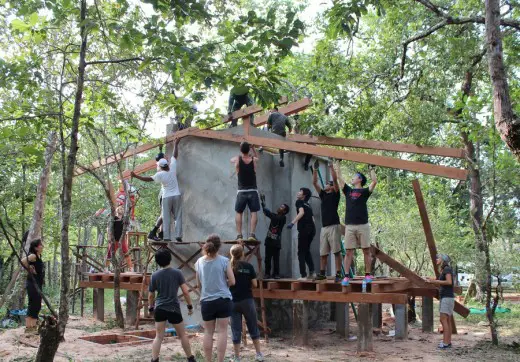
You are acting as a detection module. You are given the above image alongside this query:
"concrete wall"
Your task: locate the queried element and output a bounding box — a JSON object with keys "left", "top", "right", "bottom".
{"left": 161, "top": 125, "right": 332, "bottom": 327}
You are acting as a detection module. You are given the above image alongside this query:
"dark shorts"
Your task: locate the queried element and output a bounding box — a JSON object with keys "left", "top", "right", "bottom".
{"left": 201, "top": 298, "right": 232, "bottom": 321}
{"left": 154, "top": 308, "right": 183, "bottom": 324}
{"left": 235, "top": 191, "right": 260, "bottom": 213}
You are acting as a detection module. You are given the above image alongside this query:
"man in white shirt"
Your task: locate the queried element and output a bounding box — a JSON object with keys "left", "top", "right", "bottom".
{"left": 132, "top": 139, "right": 183, "bottom": 242}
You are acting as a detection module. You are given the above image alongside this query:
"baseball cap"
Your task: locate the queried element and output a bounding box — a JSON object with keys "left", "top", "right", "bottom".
{"left": 157, "top": 159, "right": 168, "bottom": 168}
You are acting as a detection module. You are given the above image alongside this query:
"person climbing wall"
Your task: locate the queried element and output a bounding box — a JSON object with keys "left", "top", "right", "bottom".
{"left": 132, "top": 138, "right": 183, "bottom": 242}
{"left": 230, "top": 142, "right": 260, "bottom": 241}
{"left": 267, "top": 107, "right": 292, "bottom": 167}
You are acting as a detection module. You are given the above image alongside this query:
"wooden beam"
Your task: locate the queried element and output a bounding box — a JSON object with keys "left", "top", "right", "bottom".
{"left": 288, "top": 134, "right": 466, "bottom": 159}
{"left": 412, "top": 179, "right": 439, "bottom": 277}
{"left": 371, "top": 246, "right": 470, "bottom": 317}
{"left": 79, "top": 280, "right": 144, "bottom": 291}
{"left": 122, "top": 159, "right": 157, "bottom": 179}
{"left": 246, "top": 135, "right": 468, "bottom": 180}
{"left": 254, "top": 98, "right": 312, "bottom": 127}
{"left": 253, "top": 289, "right": 408, "bottom": 304}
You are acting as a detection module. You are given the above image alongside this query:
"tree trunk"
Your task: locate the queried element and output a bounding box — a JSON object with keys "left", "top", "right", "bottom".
{"left": 458, "top": 64, "right": 498, "bottom": 345}
{"left": 27, "top": 131, "right": 57, "bottom": 242}
{"left": 485, "top": 0, "right": 520, "bottom": 158}
{"left": 37, "top": 1, "right": 88, "bottom": 360}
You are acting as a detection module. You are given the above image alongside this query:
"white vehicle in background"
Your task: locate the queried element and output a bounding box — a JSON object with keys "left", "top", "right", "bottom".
{"left": 457, "top": 271, "right": 474, "bottom": 287}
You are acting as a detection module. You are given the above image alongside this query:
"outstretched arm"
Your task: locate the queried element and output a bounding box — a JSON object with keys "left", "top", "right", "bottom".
{"left": 335, "top": 162, "right": 346, "bottom": 190}
{"left": 368, "top": 166, "right": 377, "bottom": 193}
{"left": 131, "top": 172, "right": 154, "bottom": 182}
{"left": 312, "top": 167, "right": 322, "bottom": 194}
{"left": 173, "top": 138, "right": 180, "bottom": 159}
{"left": 291, "top": 207, "right": 305, "bottom": 225}
{"left": 330, "top": 163, "right": 339, "bottom": 192}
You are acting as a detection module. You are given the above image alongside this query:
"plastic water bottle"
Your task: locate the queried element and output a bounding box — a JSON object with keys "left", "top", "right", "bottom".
{"left": 362, "top": 280, "right": 367, "bottom": 293}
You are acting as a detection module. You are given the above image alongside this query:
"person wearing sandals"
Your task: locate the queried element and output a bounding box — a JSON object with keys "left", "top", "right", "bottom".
{"left": 426, "top": 254, "right": 455, "bottom": 349}
{"left": 231, "top": 142, "right": 260, "bottom": 241}
{"left": 195, "top": 235, "right": 235, "bottom": 362}
{"left": 229, "top": 245, "right": 264, "bottom": 362}
{"left": 21, "top": 235, "right": 45, "bottom": 334}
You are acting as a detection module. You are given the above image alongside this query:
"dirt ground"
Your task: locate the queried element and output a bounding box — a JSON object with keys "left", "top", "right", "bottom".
{"left": 0, "top": 303, "right": 519, "bottom": 362}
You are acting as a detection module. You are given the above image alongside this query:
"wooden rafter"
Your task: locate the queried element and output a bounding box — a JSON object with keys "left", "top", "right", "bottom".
{"left": 288, "top": 133, "right": 465, "bottom": 159}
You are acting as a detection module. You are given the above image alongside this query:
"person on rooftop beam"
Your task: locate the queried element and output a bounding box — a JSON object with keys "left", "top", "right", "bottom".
{"left": 337, "top": 164, "right": 377, "bottom": 286}
{"left": 132, "top": 138, "right": 183, "bottom": 243}
{"left": 312, "top": 161, "right": 343, "bottom": 283}
{"left": 266, "top": 106, "right": 292, "bottom": 167}
{"left": 227, "top": 85, "right": 254, "bottom": 127}
{"left": 287, "top": 187, "right": 316, "bottom": 281}
{"left": 230, "top": 142, "right": 260, "bottom": 241}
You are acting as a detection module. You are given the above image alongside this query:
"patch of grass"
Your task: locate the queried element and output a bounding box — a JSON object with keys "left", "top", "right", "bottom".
{"left": 456, "top": 300, "right": 520, "bottom": 338}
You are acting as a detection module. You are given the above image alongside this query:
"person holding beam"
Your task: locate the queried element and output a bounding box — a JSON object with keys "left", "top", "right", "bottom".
{"left": 337, "top": 164, "right": 377, "bottom": 286}
{"left": 312, "top": 162, "right": 343, "bottom": 283}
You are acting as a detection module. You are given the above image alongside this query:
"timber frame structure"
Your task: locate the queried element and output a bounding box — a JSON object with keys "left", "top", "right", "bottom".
{"left": 73, "top": 98, "right": 470, "bottom": 351}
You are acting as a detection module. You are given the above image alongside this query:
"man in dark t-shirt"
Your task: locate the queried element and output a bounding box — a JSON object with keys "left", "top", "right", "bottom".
{"left": 261, "top": 197, "right": 290, "bottom": 279}
{"left": 267, "top": 107, "right": 292, "bottom": 167}
{"left": 339, "top": 165, "right": 377, "bottom": 286}
{"left": 287, "top": 187, "right": 316, "bottom": 280}
{"left": 313, "top": 163, "right": 343, "bottom": 282}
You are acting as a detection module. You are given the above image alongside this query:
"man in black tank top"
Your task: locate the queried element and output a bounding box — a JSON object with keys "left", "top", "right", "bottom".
{"left": 231, "top": 142, "right": 261, "bottom": 241}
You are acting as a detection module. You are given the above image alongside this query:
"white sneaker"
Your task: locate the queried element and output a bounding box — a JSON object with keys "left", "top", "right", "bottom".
{"left": 255, "top": 352, "right": 264, "bottom": 361}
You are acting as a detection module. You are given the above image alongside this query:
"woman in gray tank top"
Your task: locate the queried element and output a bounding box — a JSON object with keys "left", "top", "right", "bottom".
{"left": 195, "top": 234, "right": 235, "bottom": 362}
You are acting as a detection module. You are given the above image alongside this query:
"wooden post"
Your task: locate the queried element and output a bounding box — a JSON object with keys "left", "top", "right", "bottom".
{"left": 126, "top": 290, "right": 139, "bottom": 326}
{"left": 395, "top": 304, "right": 408, "bottom": 340}
{"left": 94, "top": 288, "right": 105, "bottom": 322}
{"left": 292, "top": 300, "right": 309, "bottom": 345}
{"left": 335, "top": 302, "right": 349, "bottom": 338}
{"left": 372, "top": 303, "right": 382, "bottom": 328}
{"left": 357, "top": 303, "right": 373, "bottom": 352}
{"left": 422, "top": 297, "right": 434, "bottom": 333}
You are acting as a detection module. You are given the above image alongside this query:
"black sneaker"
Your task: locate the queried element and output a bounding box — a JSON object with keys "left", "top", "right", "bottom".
{"left": 303, "top": 162, "right": 309, "bottom": 171}
{"left": 151, "top": 358, "right": 159, "bottom": 362}
{"left": 187, "top": 356, "right": 196, "bottom": 362}
{"left": 264, "top": 274, "right": 272, "bottom": 280}
{"left": 158, "top": 230, "right": 164, "bottom": 239}
{"left": 279, "top": 159, "right": 284, "bottom": 167}
{"left": 175, "top": 237, "right": 183, "bottom": 243}
{"left": 148, "top": 235, "right": 162, "bottom": 242}
{"left": 315, "top": 273, "right": 327, "bottom": 281}
{"left": 236, "top": 234, "right": 243, "bottom": 241}
{"left": 147, "top": 228, "right": 158, "bottom": 240}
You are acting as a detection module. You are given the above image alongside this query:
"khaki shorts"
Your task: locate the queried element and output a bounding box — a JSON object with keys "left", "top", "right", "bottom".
{"left": 345, "top": 223, "right": 371, "bottom": 250}
{"left": 319, "top": 224, "right": 342, "bottom": 256}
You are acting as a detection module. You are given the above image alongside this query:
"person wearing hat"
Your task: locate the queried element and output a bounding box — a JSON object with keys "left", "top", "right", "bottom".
{"left": 147, "top": 151, "right": 167, "bottom": 241}
{"left": 132, "top": 138, "right": 183, "bottom": 242}
{"left": 426, "top": 254, "right": 455, "bottom": 349}
{"left": 230, "top": 141, "right": 260, "bottom": 241}
{"left": 338, "top": 164, "right": 377, "bottom": 286}
{"left": 312, "top": 162, "right": 342, "bottom": 283}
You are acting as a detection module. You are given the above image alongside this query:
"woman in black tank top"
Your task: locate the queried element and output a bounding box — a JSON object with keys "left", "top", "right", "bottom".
{"left": 21, "top": 237, "right": 45, "bottom": 332}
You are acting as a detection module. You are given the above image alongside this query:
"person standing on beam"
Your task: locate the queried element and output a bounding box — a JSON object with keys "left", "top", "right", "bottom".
{"left": 287, "top": 187, "right": 316, "bottom": 280}
{"left": 148, "top": 151, "right": 166, "bottom": 242}
{"left": 267, "top": 106, "right": 292, "bottom": 167}
{"left": 227, "top": 85, "right": 254, "bottom": 127}
{"left": 132, "top": 138, "right": 183, "bottom": 242}
{"left": 338, "top": 164, "right": 377, "bottom": 286}
{"left": 231, "top": 142, "right": 261, "bottom": 241}
{"left": 313, "top": 162, "right": 343, "bottom": 283}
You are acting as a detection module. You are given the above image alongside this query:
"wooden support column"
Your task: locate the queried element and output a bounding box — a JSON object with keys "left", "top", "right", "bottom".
{"left": 292, "top": 300, "right": 309, "bottom": 345}
{"left": 422, "top": 296, "right": 434, "bottom": 333}
{"left": 126, "top": 290, "right": 139, "bottom": 326}
{"left": 395, "top": 304, "right": 408, "bottom": 340}
{"left": 94, "top": 288, "right": 105, "bottom": 322}
{"left": 335, "top": 302, "right": 349, "bottom": 338}
{"left": 372, "top": 303, "right": 382, "bottom": 328}
{"left": 357, "top": 303, "right": 373, "bottom": 352}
